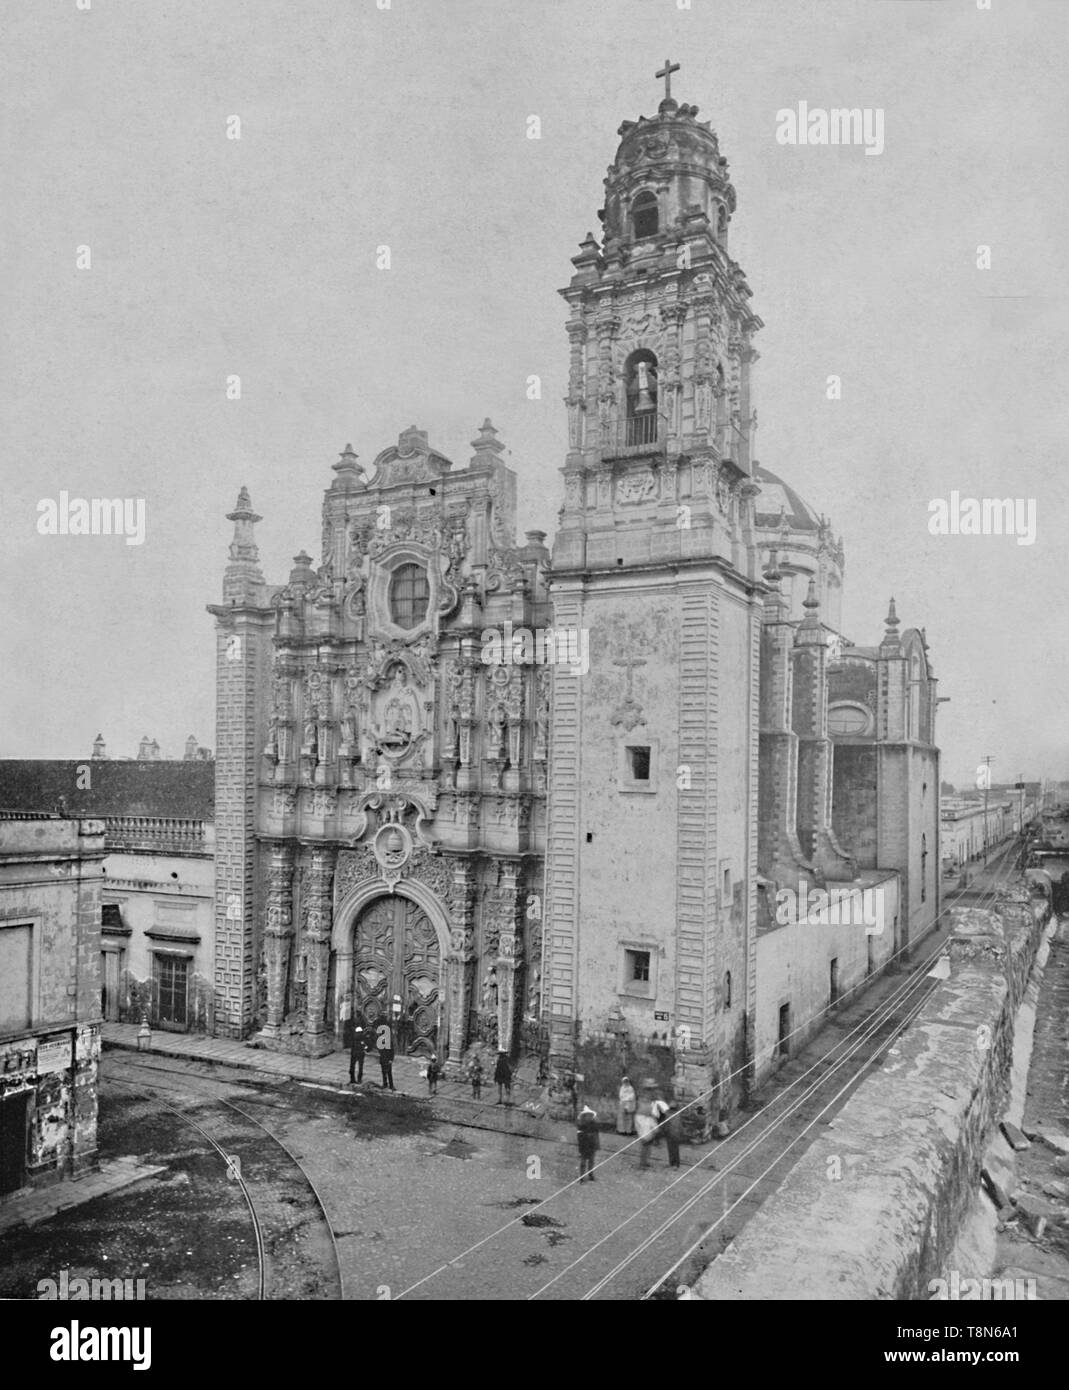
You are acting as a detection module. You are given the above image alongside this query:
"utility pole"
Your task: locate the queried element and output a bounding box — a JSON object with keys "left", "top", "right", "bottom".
{"left": 980, "top": 754, "right": 995, "bottom": 866}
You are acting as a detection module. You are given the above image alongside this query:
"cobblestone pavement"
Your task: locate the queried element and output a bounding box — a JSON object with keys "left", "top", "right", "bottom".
{"left": 112, "top": 1054, "right": 718, "bottom": 1301}
{"left": 7, "top": 856, "right": 1025, "bottom": 1302}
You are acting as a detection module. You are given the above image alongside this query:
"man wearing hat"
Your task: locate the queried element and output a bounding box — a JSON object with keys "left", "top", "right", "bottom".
{"left": 349, "top": 1024, "right": 367, "bottom": 1085}
{"left": 576, "top": 1105, "right": 600, "bottom": 1183}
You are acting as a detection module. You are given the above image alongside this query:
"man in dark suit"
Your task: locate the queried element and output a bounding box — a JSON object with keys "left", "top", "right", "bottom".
{"left": 349, "top": 1025, "right": 367, "bottom": 1085}
{"left": 374, "top": 1019, "right": 396, "bottom": 1091}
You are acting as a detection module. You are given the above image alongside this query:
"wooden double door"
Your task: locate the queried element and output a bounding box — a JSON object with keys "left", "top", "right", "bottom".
{"left": 350, "top": 896, "right": 441, "bottom": 1057}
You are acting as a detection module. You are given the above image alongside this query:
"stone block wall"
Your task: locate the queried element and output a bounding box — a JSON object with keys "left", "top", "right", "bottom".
{"left": 690, "top": 891, "right": 1048, "bottom": 1298}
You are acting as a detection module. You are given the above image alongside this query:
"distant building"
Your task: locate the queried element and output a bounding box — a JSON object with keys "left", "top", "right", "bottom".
{"left": 0, "top": 752, "right": 215, "bottom": 1035}
{"left": 0, "top": 815, "right": 104, "bottom": 1197}
{"left": 940, "top": 797, "right": 1013, "bottom": 870}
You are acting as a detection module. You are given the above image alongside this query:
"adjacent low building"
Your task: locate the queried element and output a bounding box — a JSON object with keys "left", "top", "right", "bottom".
{"left": 0, "top": 815, "right": 104, "bottom": 1198}
{"left": 0, "top": 753, "right": 215, "bottom": 1035}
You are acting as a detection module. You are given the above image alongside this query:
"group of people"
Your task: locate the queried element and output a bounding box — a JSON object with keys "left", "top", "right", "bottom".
{"left": 349, "top": 1028, "right": 684, "bottom": 1176}
{"left": 575, "top": 1074, "right": 684, "bottom": 1182}
{"left": 348, "top": 1024, "right": 513, "bottom": 1103}
{"left": 467, "top": 1052, "right": 513, "bottom": 1103}
{"left": 616, "top": 1074, "right": 684, "bottom": 1167}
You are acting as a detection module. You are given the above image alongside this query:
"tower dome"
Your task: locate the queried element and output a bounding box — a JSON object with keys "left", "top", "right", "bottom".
{"left": 600, "top": 68, "right": 737, "bottom": 260}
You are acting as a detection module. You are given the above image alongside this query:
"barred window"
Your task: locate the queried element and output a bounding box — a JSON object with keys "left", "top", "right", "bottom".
{"left": 389, "top": 564, "right": 429, "bottom": 630}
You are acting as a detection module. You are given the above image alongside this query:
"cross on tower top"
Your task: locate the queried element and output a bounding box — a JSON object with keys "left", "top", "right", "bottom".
{"left": 656, "top": 59, "right": 680, "bottom": 103}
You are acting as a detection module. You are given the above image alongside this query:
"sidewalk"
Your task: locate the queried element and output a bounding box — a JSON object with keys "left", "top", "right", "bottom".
{"left": 101, "top": 1023, "right": 562, "bottom": 1142}
{"left": 100, "top": 1023, "right": 690, "bottom": 1162}
{"left": 0, "top": 1156, "right": 165, "bottom": 1236}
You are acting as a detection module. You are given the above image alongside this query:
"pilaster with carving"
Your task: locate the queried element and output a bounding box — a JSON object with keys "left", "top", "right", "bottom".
{"left": 565, "top": 319, "right": 588, "bottom": 454}
{"left": 481, "top": 860, "right": 525, "bottom": 1055}
{"left": 444, "top": 858, "right": 477, "bottom": 1066}
{"left": 595, "top": 315, "right": 621, "bottom": 447}
{"left": 262, "top": 840, "right": 296, "bottom": 1036}
{"left": 301, "top": 843, "right": 336, "bottom": 1055}
{"left": 659, "top": 302, "right": 687, "bottom": 441}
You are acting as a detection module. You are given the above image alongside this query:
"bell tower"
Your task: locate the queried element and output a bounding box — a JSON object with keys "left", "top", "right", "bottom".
{"left": 555, "top": 61, "right": 763, "bottom": 574}
{"left": 544, "top": 68, "right": 764, "bottom": 1121}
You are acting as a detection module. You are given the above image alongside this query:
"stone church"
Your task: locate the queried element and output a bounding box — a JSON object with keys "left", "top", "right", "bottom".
{"left": 209, "top": 70, "right": 939, "bottom": 1113}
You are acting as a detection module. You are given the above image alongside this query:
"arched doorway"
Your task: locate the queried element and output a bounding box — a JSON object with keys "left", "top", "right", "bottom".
{"left": 349, "top": 895, "right": 441, "bottom": 1056}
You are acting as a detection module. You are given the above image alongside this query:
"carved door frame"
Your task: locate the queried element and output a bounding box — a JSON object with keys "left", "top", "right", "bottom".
{"left": 332, "top": 876, "right": 451, "bottom": 1056}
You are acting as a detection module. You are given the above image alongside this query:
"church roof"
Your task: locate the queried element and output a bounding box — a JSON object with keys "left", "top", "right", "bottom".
{"left": 752, "top": 464, "right": 821, "bottom": 532}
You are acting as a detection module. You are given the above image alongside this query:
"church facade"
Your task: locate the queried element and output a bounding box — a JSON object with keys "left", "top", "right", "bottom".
{"left": 209, "top": 425, "right": 551, "bottom": 1064}
{"left": 209, "top": 71, "right": 939, "bottom": 1114}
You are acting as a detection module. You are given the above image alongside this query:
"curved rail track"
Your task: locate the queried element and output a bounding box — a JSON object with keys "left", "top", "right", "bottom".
{"left": 106, "top": 1061, "right": 345, "bottom": 1301}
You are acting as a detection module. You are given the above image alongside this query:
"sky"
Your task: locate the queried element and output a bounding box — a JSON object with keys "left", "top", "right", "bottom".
{"left": 1, "top": 0, "right": 1067, "bottom": 789}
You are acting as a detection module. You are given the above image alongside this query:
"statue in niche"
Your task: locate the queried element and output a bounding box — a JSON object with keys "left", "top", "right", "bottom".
{"left": 482, "top": 967, "right": 498, "bottom": 1012}
{"left": 488, "top": 703, "right": 508, "bottom": 761}
{"left": 446, "top": 704, "right": 461, "bottom": 760}
{"left": 379, "top": 666, "right": 416, "bottom": 748}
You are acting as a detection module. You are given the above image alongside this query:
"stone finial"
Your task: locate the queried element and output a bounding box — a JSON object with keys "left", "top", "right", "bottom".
{"left": 762, "top": 548, "right": 789, "bottom": 620}
{"left": 331, "top": 443, "right": 365, "bottom": 491}
{"left": 226, "top": 486, "right": 262, "bottom": 565}
{"left": 470, "top": 418, "right": 506, "bottom": 464}
{"left": 92, "top": 733, "right": 107, "bottom": 760}
{"left": 793, "top": 578, "right": 827, "bottom": 648}
{"left": 572, "top": 232, "right": 601, "bottom": 268}
{"left": 288, "top": 551, "right": 315, "bottom": 589}
{"left": 881, "top": 597, "right": 902, "bottom": 651}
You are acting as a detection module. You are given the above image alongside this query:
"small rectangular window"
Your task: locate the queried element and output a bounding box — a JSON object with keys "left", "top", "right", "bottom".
{"left": 627, "top": 746, "right": 651, "bottom": 781}
{"left": 626, "top": 949, "right": 651, "bottom": 983}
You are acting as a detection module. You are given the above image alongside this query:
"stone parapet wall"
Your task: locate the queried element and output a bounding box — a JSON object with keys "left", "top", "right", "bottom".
{"left": 690, "top": 890, "right": 1049, "bottom": 1299}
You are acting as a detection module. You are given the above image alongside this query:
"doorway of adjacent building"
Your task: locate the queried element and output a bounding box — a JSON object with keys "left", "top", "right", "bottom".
{"left": 777, "top": 1003, "right": 791, "bottom": 1059}
{"left": 0, "top": 1091, "right": 29, "bottom": 1196}
{"left": 154, "top": 954, "right": 189, "bottom": 1030}
{"left": 101, "top": 949, "right": 123, "bottom": 1022}
{"left": 829, "top": 957, "right": 839, "bottom": 1007}
{"left": 350, "top": 896, "right": 440, "bottom": 1057}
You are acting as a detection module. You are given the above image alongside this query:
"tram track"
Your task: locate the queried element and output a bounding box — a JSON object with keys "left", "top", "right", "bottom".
{"left": 105, "top": 1060, "right": 345, "bottom": 1301}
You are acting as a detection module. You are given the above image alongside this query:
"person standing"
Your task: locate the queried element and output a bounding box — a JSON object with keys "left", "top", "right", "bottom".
{"left": 636, "top": 1084, "right": 667, "bottom": 1168}
{"left": 616, "top": 1075, "right": 637, "bottom": 1135}
{"left": 375, "top": 1019, "right": 396, "bottom": 1091}
{"left": 494, "top": 1051, "right": 512, "bottom": 1104}
{"left": 469, "top": 1055, "right": 484, "bottom": 1101}
{"left": 577, "top": 1105, "right": 600, "bottom": 1183}
{"left": 663, "top": 1101, "right": 683, "bottom": 1169}
{"left": 635, "top": 1102, "right": 657, "bottom": 1168}
{"left": 425, "top": 1054, "right": 442, "bottom": 1097}
{"left": 349, "top": 1025, "right": 367, "bottom": 1085}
